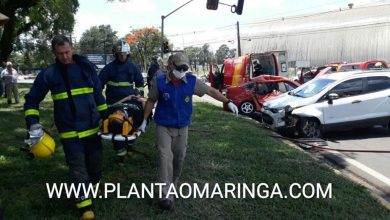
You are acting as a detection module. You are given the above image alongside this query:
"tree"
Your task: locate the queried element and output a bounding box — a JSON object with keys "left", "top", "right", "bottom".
{"left": 10, "top": 32, "right": 54, "bottom": 69}
{"left": 199, "top": 44, "right": 213, "bottom": 65}
{"left": 228, "top": 48, "right": 236, "bottom": 59}
{"left": 215, "top": 44, "right": 231, "bottom": 64}
{"left": 184, "top": 46, "right": 202, "bottom": 71}
{"left": 185, "top": 44, "right": 213, "bottom": 68}
{"left": 0, "top": 0, "right": 79, "bottom": 62}
{"left": 78, "top": 25, "right": 118, "bottom": 55}
{"left": 189, "top": 44, "right": 214, "bottom": 74}
{"left": 126, "top": 27, "right": 161, "bottom": 72}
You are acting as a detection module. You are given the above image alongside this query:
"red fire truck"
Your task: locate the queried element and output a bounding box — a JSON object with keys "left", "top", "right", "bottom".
{"left": 210, "top": 51, "right": 288, "bottom": 90}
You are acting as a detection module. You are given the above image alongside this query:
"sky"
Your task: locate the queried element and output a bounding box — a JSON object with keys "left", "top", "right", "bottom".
{"left": 74, "top": 0, "right": 385, "bottom": 51}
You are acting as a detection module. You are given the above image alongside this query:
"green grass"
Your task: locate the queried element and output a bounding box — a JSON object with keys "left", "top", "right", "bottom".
{"left": 0, "top": 86, "right": 389, "bottom": 219}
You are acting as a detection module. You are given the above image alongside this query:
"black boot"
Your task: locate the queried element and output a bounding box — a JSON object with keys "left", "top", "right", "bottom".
{"left": 116, "top": 148, "right": 127, "bottom": 166}
{"left": 116, "top": 155, "right": 125, "bottom": 166}
{"left": 127, "top": 144, "right": 135, "bottom": 157}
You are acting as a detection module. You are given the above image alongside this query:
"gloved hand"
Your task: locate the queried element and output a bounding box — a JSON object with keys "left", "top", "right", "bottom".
{"left": 138, "top": 119, "right": 147, "bottom": 133}
{"left": 227, "top": 101, "right": 239, "bottom": 116}
{"left": 24, "top": 123, "right": 44, "bottom": 147}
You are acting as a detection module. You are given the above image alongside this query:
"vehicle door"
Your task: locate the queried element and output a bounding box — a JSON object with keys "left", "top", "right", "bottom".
{"left": 359, "top": 76, "right": 390, "bottom": 121}
{"left": 253, "top": 82, "right": 273, "bottom": 105}
{"left": 322, "top": 78, "right": 365, "bottom": 124}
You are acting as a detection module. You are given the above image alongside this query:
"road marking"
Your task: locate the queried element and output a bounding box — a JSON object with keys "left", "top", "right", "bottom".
{"left": 330, "top": 150, "right": 390, "bottom": 187}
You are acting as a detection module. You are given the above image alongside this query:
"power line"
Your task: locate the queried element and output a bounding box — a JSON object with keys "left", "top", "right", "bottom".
{"left": 166, "top": 24, "right": 236, "bottom": 37}
{"left": 183, "top": 38, "right": 234, "bottom": 47}
{"left": 168, "top": 0, "right": 350, "bottom": 38}
{"left": 171, "top": 1, "right": 390, "bottom": 48}
{"left": 169, "top": 0, "right": 390, "bottom": 38}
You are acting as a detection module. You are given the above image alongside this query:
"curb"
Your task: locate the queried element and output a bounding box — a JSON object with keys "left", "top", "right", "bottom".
{"left": 196, "top": 95, "right": 390, "bottom": 209}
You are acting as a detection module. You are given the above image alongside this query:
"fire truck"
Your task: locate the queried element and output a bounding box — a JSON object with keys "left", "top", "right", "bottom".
{"left": 210, "top": 51, "right": 288, "bottom": 90}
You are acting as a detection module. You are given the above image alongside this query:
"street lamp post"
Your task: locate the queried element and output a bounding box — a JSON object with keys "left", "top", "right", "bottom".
{"left": 161, "top": 0, "right": 194, "bottom": 57}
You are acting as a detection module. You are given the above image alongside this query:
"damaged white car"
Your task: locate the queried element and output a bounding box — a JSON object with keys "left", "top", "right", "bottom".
{"left": 261, "top": 70, "right": 390, "bottom": 138}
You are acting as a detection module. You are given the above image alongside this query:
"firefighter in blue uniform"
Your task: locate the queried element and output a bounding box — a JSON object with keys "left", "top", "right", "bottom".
{"left": 147, "top": 56, "right": 159, "bottom": 90}
{"left": 99, "top": 40, "right": 144, "bottom": 165}
{"left": 24, "top": 35, "right": 107, "bottom": 220}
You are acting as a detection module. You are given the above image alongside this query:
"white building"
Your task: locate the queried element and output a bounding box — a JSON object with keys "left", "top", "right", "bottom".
{"left": 240, "top": 4, "right": 390, "bottom": 67}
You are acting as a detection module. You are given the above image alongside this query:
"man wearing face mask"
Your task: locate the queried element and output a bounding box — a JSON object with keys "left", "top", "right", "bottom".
{"left": 99, "top": 40, "right": 145, "bottom": 165}
{"left": 138, "top": 52, "right": 238, "bottom": 210}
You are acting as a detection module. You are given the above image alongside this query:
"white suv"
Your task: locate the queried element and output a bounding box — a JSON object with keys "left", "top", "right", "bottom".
{"left": 261, "top": 70, "right": 390, "bottom": 138}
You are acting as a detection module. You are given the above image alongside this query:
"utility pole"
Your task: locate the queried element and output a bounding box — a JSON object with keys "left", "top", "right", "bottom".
{"left": 161, "top": 0, "right": 194, "bottom": 57}
{"left": 236, "top": 21, "right": 241, "bottom": 56}
{"left": 161, "top": 15, "right": 165, "bottom": 57}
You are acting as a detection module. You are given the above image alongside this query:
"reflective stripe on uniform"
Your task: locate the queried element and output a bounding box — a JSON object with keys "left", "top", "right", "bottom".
{"left": 136, "top": 87, "right": 144, "bottom": 91}
{"left": 107, "top": 81, "right": 133, "bottom": 87}
{"left": 97, "top": 103, "right": 108, "bottom": 111}
{"left": 71, "top": 87, "right": 93, "bottom": 96}
{"left": 51, "top": 92, "right": 68, "bottom": 100}
{"left": 76, "top": 198, "right": 92, "bottom": 209}
{"left": 59, "top": 127, "right": 99, "bottom": 139}
{"left": 51, "top": 87, "right": 94, "bottom": 100}
{"left": 25, "top": 109, "right": 39, "bottom": 116}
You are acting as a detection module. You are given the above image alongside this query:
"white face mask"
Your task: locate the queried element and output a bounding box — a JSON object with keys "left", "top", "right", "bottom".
{"left": 173, "top": 69, "right": 186, "bottom": 79}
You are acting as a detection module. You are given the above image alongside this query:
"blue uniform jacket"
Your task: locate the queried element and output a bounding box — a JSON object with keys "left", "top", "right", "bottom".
{"left": 154, "top": 73, "right": 196, "bottom": 128}
{"left": 99, "top": 60, "right": 144, "bottom": 105}
{"left": 24, "top": 55, "right": 108, "bottom": 139}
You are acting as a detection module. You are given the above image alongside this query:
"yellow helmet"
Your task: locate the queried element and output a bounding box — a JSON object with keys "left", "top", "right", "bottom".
{"left": 30, "top": 131, "right": 55, "bottom": 159}
{"left": 102, "top": 112, "right": 133, "bottom": 136}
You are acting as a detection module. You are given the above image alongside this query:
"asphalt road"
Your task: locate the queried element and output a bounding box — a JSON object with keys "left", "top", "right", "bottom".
{"left": 197, "top": 94, "right": 390, "bottom": 204}
{"left": 322, "top": 126, "right": 390, "bottom": 203}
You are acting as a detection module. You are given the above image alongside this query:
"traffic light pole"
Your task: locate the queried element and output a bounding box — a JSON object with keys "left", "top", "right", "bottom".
{"left": 236, "top": 21, "right": 241, "bottom": 56}
{"left": 161, "top": 0, "right": 194, "bottom": 57}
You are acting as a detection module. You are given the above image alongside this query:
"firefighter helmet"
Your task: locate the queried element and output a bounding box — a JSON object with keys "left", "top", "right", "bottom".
{"left": 103, "top": 111, "right": 134, "bottom": 136}
{"left": 112, "top": 40, "right": 131, "bottom": 55}
{"left": 30, "top": 131, "right": 56, "bottom": 159}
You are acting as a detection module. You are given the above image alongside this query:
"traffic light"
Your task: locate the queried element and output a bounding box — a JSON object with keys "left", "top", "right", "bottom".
{"left": 206, "top": 0, "right": 219, "bottom": 10}
{"left": 236, "top": 0, "right": 244, "bottom": 15}
{"left": 163, "top": 41, "right": 170, "bottom": 53}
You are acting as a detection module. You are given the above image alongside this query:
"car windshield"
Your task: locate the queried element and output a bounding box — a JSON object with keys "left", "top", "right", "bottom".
{"left": 291, "top": 78, "right": 335, "bottom": 98}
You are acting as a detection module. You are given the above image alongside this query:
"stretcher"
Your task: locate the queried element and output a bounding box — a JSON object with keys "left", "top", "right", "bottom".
{"left": 99, "top": 130, "right": 141, "bottom": 142}
{"left": 98, "top": 96, "right": 145, "bottom": 142}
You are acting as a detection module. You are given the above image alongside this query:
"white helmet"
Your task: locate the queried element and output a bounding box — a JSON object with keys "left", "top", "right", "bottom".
{"left": 112, "top": 40, "right": 130, "bottom": 55}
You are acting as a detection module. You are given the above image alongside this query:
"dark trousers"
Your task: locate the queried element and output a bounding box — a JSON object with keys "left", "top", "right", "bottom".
{"left": 113, "top": 140, "right": 128, "bottom": 156}
{"left": 0, "top": 80, "right": 3, "bottom": 97}
{"left": 61, "top": 134, "right": 102, "bottom": 206}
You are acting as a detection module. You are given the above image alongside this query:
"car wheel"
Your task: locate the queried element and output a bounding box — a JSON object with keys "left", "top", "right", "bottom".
{"left": 298, "top": 118, "right": 322, "bottom": 138}
{"left": 239, "top": 101, "right": 255, "bottom": 115}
